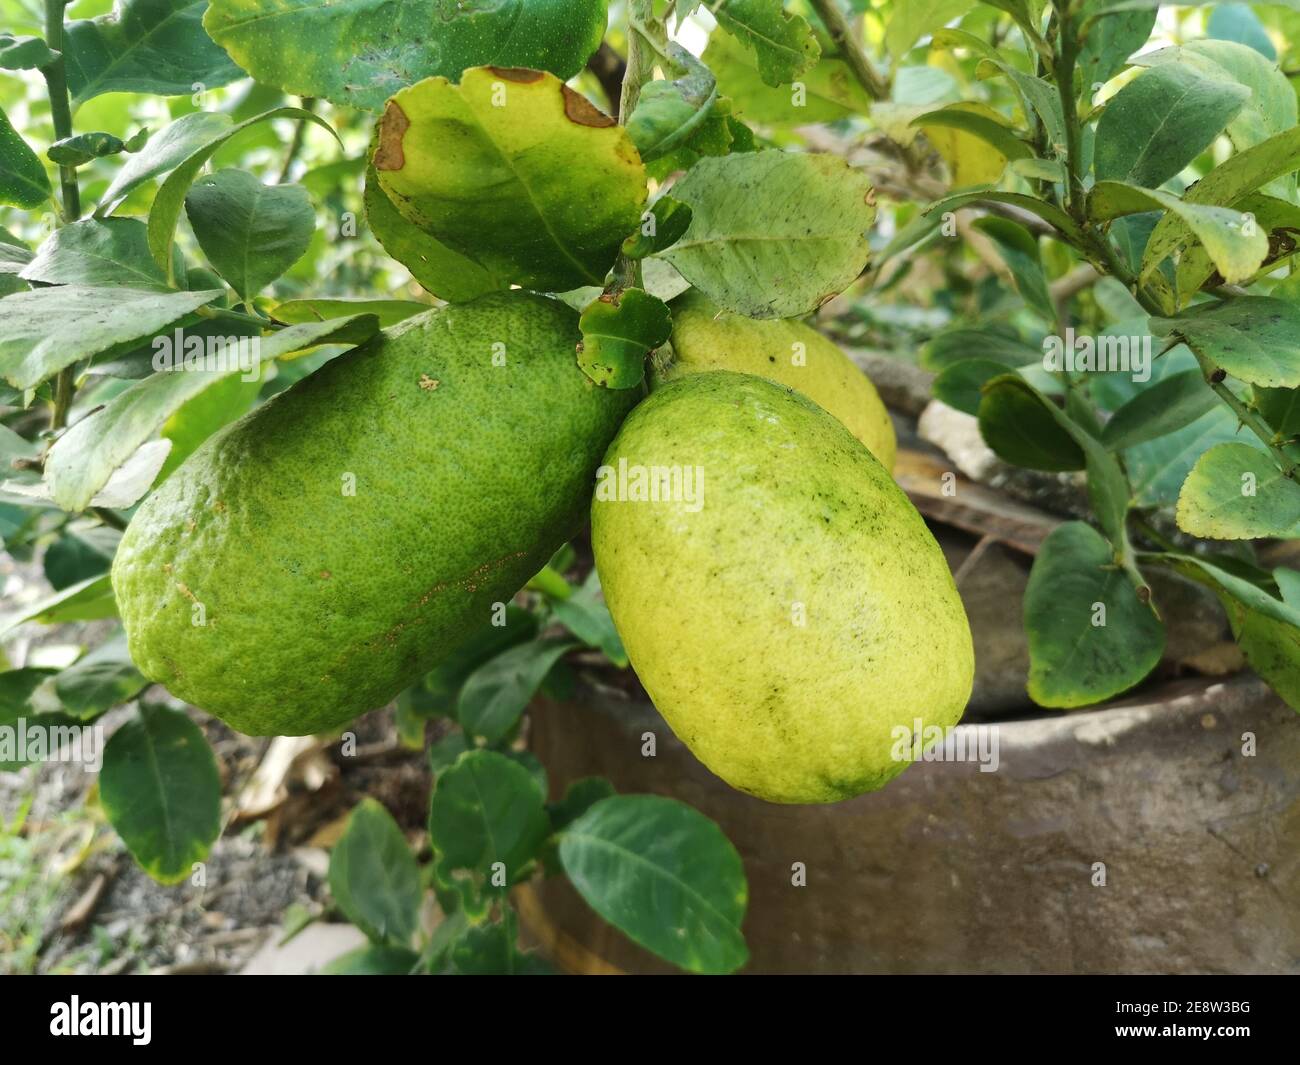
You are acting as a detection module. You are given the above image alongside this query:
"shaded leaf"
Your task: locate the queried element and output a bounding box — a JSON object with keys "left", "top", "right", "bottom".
{"left": 1100, "top": 369, "right": 1218, "bottom": 450}
{"left": 20, "top": 218, "right": 177, "bottom": 289}
{"left": 1176, "top": 441, "right": 1300, "bottom": 539}
{"left": 0, "top": 105, "right": 50, "bottom": 209}
{"left": 328, "top": 798, "right": 421, "bottom": 946}
{"left": 457, "top": 638, "right": 575, "bottom": 744}
{"left": 1150, "top": 297, "right": 1300, "bottom": 388}
{"left": 55, "top": 633, "right": 148, "bottom": 720}
{"left": 577, "top": 288, "right": 670, "bottom": 389}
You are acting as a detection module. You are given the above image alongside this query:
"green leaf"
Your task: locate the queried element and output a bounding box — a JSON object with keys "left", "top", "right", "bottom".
{"left": 1255, "top": 385, "right": 1300, "bottom": 436}
{"left": 922, "top": 188, "right": 1085, "bottom": 244}
{"left": 1100, "top": 369, "right": 1219, "bottom": 450}
{"left": 0, "top": 285, "right": 223, "bottom": 390}
{"left": 374, "top": 67, "right": 646, "bottom": 294}
{"left": 99, "top": 110, "right": 234, "bottom": 210}
{"left": 626, "top": 61, "right": 718, "bottom": 166}
{"left": 44, "top": 524, "right": 119, "bottom": 590}
{"left": 920, "top": 325, "right": 1044, "bottom": 371}
{"left": 1175, "top": 441, "right": 1300, "bottom": 539}
{"left": 1094, "top": 61, "right": 1248, "bottom": 189}
{"left": 1127, "top": 405, "right": 1243, "bottom": 508}
{"left": 273, "top": 297, "right": 427, "bottom": 328}
{"left": 711, "top": 0, "right": 819, "bottom": 87}
{"left": 577, "top": 288, "right": 671, "bottom": 389}
{"left": 328, "top": 798, "right": 421, "bottom": 946}
{"left": 64, "top": 0, "right": 244, "bottom": 107}
{"left": 321, "top": 945, "right": 420, "bottom": 975}
{"left": 1207, "top": 3, "right": 1275, "bottom": 59}
{"left": 559, "top": 795, "right": 748, "bottom": 975}
{"left": 1142, "top": 125, "right": 1300, "bottom": 271}
{"left": 0, "top": 33, "right": 58, "bottom": 70}
{"left": 1275, "top": 566, "right": 1300, "bottom": 608}
{"left": 428, "top": 749, "right": 549, "bottom": 894}
{"left": 427, "top": 731, "right": 471, "bottom": 776}
{"left": 1136, "top": 40, "right": 1296, "bottom": 193}
{"left": 1078, "top": 0, "right": 1157, "bottom": 88}
{"left": 911, "top": 106, "right": 1032, "bottom": 162}
{"left": 970, "top": 216, "right": 1054, "bottom": 322}
{"left": 661, "top": 150, "right": 875, "bottom": 319}
{"left": 886, "top": 0, "right": 976, "bottom": 59}
{"left": 933, "top": 358, "right": 1028, "bottom": 416}
{"left": 703, "top": 25, "right": 871, "bottom": 126}
{"left": 0, "top": 574, "right": 117, "bottom": 636}
{"left": 204, "top": 0, "right": 608, "bottom": 112}
{"left": 1174, "top": 192, "right": 1300, "bottom": 293}
{"left": 100, "top": 703, "right": 221, "bottom": 884}
{"left": 48, "top": 131, "right": 128, "bottom": 168}
{"left": 1088, "top": 181, "right": 1267, "bottom": 286}
{"left": 0, "top": 669, "right": 77, "bottom": 772}
{"left": 978, "top": 377, "right": 1086, "bottom": 471}
{"left": 0, "top": 104, "right": 50, "bottom": 209}
{"left": 158, "top": 369, "right": 261, "bottom": 479}
{"left": 621, "top": 196, "right": 693, "bottom": 259}
{"left": 1154, "top": 552, "right": 1300, "bottom": 712}
{"left": 1024, "top": 522, "right": 1164, "bottom": 708}
{"left": 1150, "top": 297, "right": 1300, "bottom": 388}
{"left": 19, "top": 218, "right": 176, "bottom": 289}
{"left": 457, "top": 638, "right": 575, "bottom": 744}
{"left": 146, "top": 106, "right": 336, "bottom": 282}
{"left": 54, "top": 633, "right": 148, "bottom": 720}
{"left": 549, "top": 570, "right": 628, "bottom": 667}
{"left": 43, "top": 316, "right": 375, "bottom": 510}
{"left": 184, "top": 169, "right": 314, "bottom": 300}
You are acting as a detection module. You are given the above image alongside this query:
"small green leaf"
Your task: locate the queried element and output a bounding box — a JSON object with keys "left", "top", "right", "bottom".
{"left": 933, "top": 358, "right": 1026, "bottom": 416}
{"left": 20, "top": 218, "right": 176, "bottom": 289}
{"left": 428, "top": 749, "right": 549, "bottom": 894}
{"left": 1100, "top": 369, "right": 1219, "bottom": 450}
{"left": 204, "top": 0, "right": 608, "bottom": 112}
{"left": 1095, "top": 62, "right": 1247, "bottom": 189}
{"left": 546, "top": 776, "right": 615, "bottom": 833}
{"left": 978, "top": 377, "right": 1085, "bottom": 471}
{"left": 970, "top": 216, "right": 1054, "bottom": 322}
{"left": 1024, "top": 522, "right": 1164, "bottom": 708}
{"left": 559, "top": 795, "right": 748, "bottom": 975}
{"left": 54, "top": 633, "right": 148, "bottom": 720}
{"left": 1078, "top": 1, "right": 1157, "bottom": 87}
{"left": 1175, "top": 441, "right": 1300, "bottom": 539}
{"left": 100, "top": 111, "right": 234, "bottom": 210}
{"left": 921, "top": 326, "right": 1044, "bottom": 371}
{"left": 64, "top": 0, "right": 244, "bottom": 107}
{"left": 661, "top": 150, "right": 875, "bottom": 319}
{"left": 1255, "top": 385, "right": 1300, "bottom": 436}
{"left": 457, "top": 638, "right": 575, "bottom": 744}
{"left": 328, "top": 798, "right": 421, "bottom": 947}
{"left": 911, "top": 106, "right": 1033, "bottom": 162}
{"left": 184, "top": 169, "right": 315, "bottom": 300}
{"left": 0, "top": 33, "right": 58, "bottom": 70}
{"left": 1154, "top": 552, "right": 1300, "bottom": 712}
{"left": 273, "top": 297, "right": 427, "bottom": 328}
{"left": 419, "top": 607, "right": 540, "bottom": 721}
{"left": 47, "top": 131, "right": 128, "bottom": 168}
{"left": 711, "top": 0, "right": 819, "bottom": 87}
{"left": 577, "top": 288, "right": 671, "bottom": 389}
{"left": 922, "top": 188, "right": 1084, "bottom": 244}
{"left": 0, "top": 574, "right": 117, "bottom": 636}
{"left": 374, "top": 67, "right": 646, "bottom": 295}
{"left": 427, "top": 731, "right": 471, "bottom": 776}
{"left": 44, "top": 524, "right": 119, "bottom": 590}
{"left": 100, "top": 703, "right": 221, "bottom": 884}
{"left": 626, "top": 66, "right": 718, "bottom": 166}
{"left": 887, "top": 0, "right": 976, "bottom": 59}
{"left": 0, "top": 104, "right": 50, "bottom": 209}
{"left": 0, "top": 285, "right": 223, "bottom": 391}
{"left": 549, "top": 570, "right": 628, "bottom": 667}
{"left": 621, "top": 196, "right": 693, "bottom": 259}
{"left": 146, "top": 107, "right": 336, "bottom": 282}
{"left": 1150, "top": 297, "right": 1300, "bottom": 388}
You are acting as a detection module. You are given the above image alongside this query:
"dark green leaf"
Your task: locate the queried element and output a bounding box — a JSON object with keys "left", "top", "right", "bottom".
{"left": 577, "top": 289, "right": 671, "bottom": 390}
{"left": 0, "top": 33, "right": 57, "bottom": 70}
{"left": 328, "top": 798, "right": 421, "bottom": 947}
{"left": 559, "top": 795, "right": 748, "bottom": 975}
{"left": 54, "top": 633, "right": 148, "bottom": 720}
{"left": 20, "top": 218, "right": 176, "bottom": 289}
{"left": 43, "top": 524, "right": 119, "bottom": 590}
{"left": 184, "top": 169, "right": 315, "bottom": 299}
{"left": 1079, "top": 1, "right": 1157, "bottom": 87}
{"left": 457, "top": 638, "right": 575, "bottom": 745}
{"left": 321, "top": 945, "right": 419, "bottom": 975}
{"left": 1024, "top": 522, "right": 1164, "bottom": 708}
{"left": 100, "top": 703, "right": 221, "bottom": 884}
{"left": 1100, "top": 368, "right": 1218, "bottom": 450}
{"left": 1094, "top": 62, "right": 1247, "bottom": 189}
{"left": 47, "top": 131, "right": 128, "bottom": 168}
{"left": 978, "top": 376, "right": 1085, "bottom": 471}
{"left": 0, "top": 574, "right": 117, "bottom": 635}
{"left": 546, "top": 776, "right": 615, "bottom": 833}
{"left": 621, "top": 196, "right": 693, "bottom": 259}
{"left": 933, "top": 358, "right": 1024, "bottom": 416}
{"left": 1151, "top": 297, "right": 1300, "bottom": 388}
{"left": 971, "top": 216, "right": 1054, "bottom": 322}
{"left": 1255, "top": 385, "right": 1300, "bottom": 436}
{"left": 0, "top": 104, "right": 50, "bottom": 209}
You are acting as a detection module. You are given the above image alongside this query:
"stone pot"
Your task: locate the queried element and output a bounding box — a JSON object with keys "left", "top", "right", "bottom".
{"left": 521, "top": 672, "right": 1300, "bottom": 974}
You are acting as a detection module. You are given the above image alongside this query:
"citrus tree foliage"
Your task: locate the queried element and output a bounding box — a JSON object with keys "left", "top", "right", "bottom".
{"left": 6, "top": 0, "right": 1300, "bottom": 974}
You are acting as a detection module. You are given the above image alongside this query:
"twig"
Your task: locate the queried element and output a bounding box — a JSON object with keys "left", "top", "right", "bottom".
{"left": 807, "top": 0, "right": 888, "bottom": 100}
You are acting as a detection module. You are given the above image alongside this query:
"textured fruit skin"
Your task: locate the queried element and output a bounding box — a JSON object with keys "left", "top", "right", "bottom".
{"left": 658, "top": 290, "right": 896, "bottom": 470}
{"left": 591, "top": 371, "right": 972, "bottom": 804}
{"left": 113, "top": 292, "right": 637, "bottom": 736}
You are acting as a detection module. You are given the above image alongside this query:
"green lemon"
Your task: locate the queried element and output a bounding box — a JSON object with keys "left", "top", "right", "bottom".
{"left": 591, "top": 371, "right": 972, "bottom": 804}
{"left": 658, "top": 289, "right": 897, "bottom": 471}
{"left": 113, "top": 291, "right": 636, "bottom": 736}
